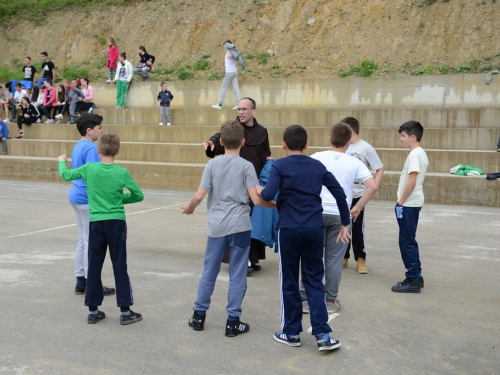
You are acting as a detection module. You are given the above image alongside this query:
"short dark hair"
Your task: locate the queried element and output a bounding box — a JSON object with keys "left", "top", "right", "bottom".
{"left": 224, "top": 40, "right": 232, "bottom": 44}
{"left": 283, "top": 125, "right": 307, "bottom": 151}
{"left": 41, "top": 52, "right": 48, "bottom": 57}
{"left": 220, "top": 120, "right": 244, "bottom": 149}
{"left": 340, "top": 117, "right": 360, "bottom": 135}
{"left": 161, "top": 81, "right": 167, "bottom": 86}
{"left": 239, "top": 97, "right": 256, "bottom": 109}
{"left": 76, "top": 113, "right": 103, "bottom": 136}
{"left": 399, "top": 120, "right": 424, "bottom": 142}
{"left": 97, "top": 132, "right": 120, "bottom": 156}
{"left": 138, "top": 45, "right": 146, "bottom": 53}
{"left": 14, "top": 82, "right": 22, "bottom": 87}
{"left": 120, "top": 52, "right": 127, "bottom": 59}
{"left": 330, "top": 122, "right": 352, "bottom": 148}
{"left": 25, "top": 56, "right": 31, "bottom": 60}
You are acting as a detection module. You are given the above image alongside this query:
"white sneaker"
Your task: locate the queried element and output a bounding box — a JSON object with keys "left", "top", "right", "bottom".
{"left": 55, "top": 114, "right": 63, "bottom": 120}
{"left": 232, "top": 105, "right": 238, "bottom": 110}
{"left": 4, "top": 118, "right": 9, "bottom": 123}
{"left": 167, "top": 123, "right": 171, "bottom": 126}
{"left": 159, "top": 123, "right": 164, "bottom": 126}
{"left": 106, "top": 79, "right": 112, "bottom": 83}
{"left": 212, "top": 104, "right": 222, "bottom": 109}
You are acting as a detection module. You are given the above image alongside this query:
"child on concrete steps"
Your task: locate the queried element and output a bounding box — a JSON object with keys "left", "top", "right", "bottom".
{"left": 58, "top": 132, "right": 144, "bottom": 325}
{"left": 157, "top": 82, "right": 174, "bottom": 126}
{"left": 182, "top": 120, "right": 276, "bottom": 337}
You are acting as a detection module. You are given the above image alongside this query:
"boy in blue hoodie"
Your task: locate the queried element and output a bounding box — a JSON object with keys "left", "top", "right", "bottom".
{"left": 0, "top": 115, "right": 9, "bottom": 154}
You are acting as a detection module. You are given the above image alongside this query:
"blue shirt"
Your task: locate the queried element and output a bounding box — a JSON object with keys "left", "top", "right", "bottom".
{"left": 0, "top": 121, "right": 9, "bottom": 138}
{"left": 260, "top": 155, "right": 350, "bottom": 229}
{"left": 68, "top": 140, "right": 100, "bottom": 205}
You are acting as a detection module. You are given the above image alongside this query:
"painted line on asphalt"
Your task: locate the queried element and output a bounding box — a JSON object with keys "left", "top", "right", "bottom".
{"left": 0, "top": 202, "right": 188, "bottom": 240}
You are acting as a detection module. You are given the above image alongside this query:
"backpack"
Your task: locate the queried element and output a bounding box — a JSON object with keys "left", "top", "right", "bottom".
{"left": 6, "top": 80, "right": 19, "bottom": 93}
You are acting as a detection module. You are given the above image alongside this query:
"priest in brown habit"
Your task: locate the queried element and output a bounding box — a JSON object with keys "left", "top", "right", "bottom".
{"left": 201, "top": 97, "right": 272, "bottom": 275}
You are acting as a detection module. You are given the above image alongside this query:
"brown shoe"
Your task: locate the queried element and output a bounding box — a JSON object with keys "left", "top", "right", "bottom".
{"left": 357, "top": 258, "right": 368, "bottom": 274}
{"left": 343, "top": 258, "right": 348, "bottom": 268}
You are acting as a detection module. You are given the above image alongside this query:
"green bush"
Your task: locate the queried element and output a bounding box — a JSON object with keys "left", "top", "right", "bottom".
{"left": 259, "top": 52, "right": 271, "bottom": 65}
{"left": 61, "top": 64, "right": 90, "bottom": 80}
{"left": 0, "top": 66, "right": 21, "bottom": 82}
{"left": 358, "top": 60, "right": 378, "bottom": 77}
{"left": 192, "top": 59, "right": 211, "bottom": 71}
{"left": 177, "top": 67, "right": 194, "bottom": 80}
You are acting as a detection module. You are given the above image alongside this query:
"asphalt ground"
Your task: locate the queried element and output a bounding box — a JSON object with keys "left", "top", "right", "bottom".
{"left": 0, "top": 179, "right": 498, "bottom": 375}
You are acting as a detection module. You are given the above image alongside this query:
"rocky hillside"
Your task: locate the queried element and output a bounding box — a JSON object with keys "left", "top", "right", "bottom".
{"left": 1, "top": 0, "right": 499, "bottom": 81}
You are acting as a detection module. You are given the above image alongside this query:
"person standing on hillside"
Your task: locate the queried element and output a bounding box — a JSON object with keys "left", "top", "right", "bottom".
{"left": 133, "top": 46, "right": 155, "bottom": 82}
{"left": 201, "top": 97, "right": 271, "bottom": 274}
{"left": 39, "top": 52, "right": 56, "bottom": 85}
{"left": 21, "top": 57, "right": 37, "bottom": 97}
{"left": 114, "top": 53, "right": 134, "bottom": 109}
{"left": 342, "top": 117, "right": 384, "bottom": 274}
{"left": 106, "top": 38, "right": 119, "bottom": 83}
{"left": 212, "top": 40, "right": 242, "bottom": 110}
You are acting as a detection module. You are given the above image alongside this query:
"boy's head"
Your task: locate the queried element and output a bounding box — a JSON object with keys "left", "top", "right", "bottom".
{"left": 161, "top": 82, "right": 168, "bottom": 90}
{"left": 399, "top": 120, "right": 424, "bottom": 145}
{"left": 41, "top": 52, "right": 48, "bottom": 61}
{"left": 329, "top": 122, "right": 352, "bottom": 148}
{"left": 71, "top": 79, "right": 78, "bottom": 87}
{"left": 283, "top": 125, "right": 308, "bottom": 151}
{"left": 220, "top": 120, "right": 244, "bottom": 149}
{"left": 14, "top": 83, "right": 22, "bottom": 91}
{"left": 25, "top": 57, "right": 32, "bottom": 65}
{"left": 77, "top": 113, "right": 104, "bottom": 140}
{"left": 340, "top": 117, "right": 360, "bottom": 135}
{"left": 97, "top": 132, "right": 120, "bottom": 157}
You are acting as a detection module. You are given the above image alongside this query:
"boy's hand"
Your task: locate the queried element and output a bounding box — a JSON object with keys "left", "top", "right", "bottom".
{"left": 350, "top": 206, "right": 361, "bottom": 222}
{"left": 57, "top": 155, "right": 67, "bottom": 162}
{"left": 181, "top": 205, "right": 194, "bottom": 215}
{"left": 1, "top": 137, "right": 5, "bottom": 141}
{"left": 200, "top": 140, "right": 215, "bottom": 151}
{"left": 255, "top": 185, "right": 264, "bottom": 195}
{"left": 336, "top": 225, "right": 352, "bottom": 244}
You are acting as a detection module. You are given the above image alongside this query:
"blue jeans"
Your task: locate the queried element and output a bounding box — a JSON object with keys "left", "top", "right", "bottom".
{"left": 194, "top": 231, "right": 250, "bottom": 318}
{"left": 395, "top": 205, "right": 422, "bottom": 279}
{"left": 278, "top": 227, "right": 332, "bottom": 336}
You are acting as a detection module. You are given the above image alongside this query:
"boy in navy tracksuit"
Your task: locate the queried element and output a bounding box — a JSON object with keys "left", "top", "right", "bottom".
{"left": 259, "top": 125, "right": 351, "bottom": 352}
{"left": 157, "top": 82, "right": 174, "bottom": 126}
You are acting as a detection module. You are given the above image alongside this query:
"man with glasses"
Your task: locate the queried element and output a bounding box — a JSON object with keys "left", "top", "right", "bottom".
{"left": 201, "top": 97, "right": 271, "bottom": 274}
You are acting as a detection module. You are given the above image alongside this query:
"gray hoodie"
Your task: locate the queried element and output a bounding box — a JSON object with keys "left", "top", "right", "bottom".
{"left": 225, "top": 43, "right": 246, "bottom": 70}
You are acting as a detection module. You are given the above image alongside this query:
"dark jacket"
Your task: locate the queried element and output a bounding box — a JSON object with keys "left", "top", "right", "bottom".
{"left": 138, "top": 52, "right": 155, "bottom": 66}
{"left": 21, "top": 104, "right": 40, "bottom": 119}
{"left": 205, "top": 116, "right": 271, "bottom": 177}
{"left": 157, "top": 90, "right": 174, "bottom": 106}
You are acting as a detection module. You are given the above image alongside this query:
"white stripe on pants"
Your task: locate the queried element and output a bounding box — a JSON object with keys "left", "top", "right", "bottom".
{"left": 219, "top": 71, "right": 241, "bottom": 105}
{"left": 71, "top": 203, "right": 90, "bottom": 278}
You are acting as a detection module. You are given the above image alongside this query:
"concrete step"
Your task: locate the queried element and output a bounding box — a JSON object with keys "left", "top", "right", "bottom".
{"left": 9, "top": 123, "right": 500, "bottom": 151}
{"left": 88, "top": 107, "right": 500, "bottom": 128}
{"left": 5, "top": 139, "right": 500, "bottom": 173}
{"left": 91, "top": 74, "right": 500, "bottom": 109}
{"left": 1, "top": 156, "right": 498, "bottom": 206}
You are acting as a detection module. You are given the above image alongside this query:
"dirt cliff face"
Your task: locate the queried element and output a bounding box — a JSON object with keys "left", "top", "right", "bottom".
{"left": 1, "top": 0, "right": 499, "bottom": 80}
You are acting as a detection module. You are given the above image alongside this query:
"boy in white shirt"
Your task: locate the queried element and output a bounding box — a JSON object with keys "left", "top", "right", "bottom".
{"left": 343, "top": 117, "right": 384, "bottom": 274}
{"left": 301, "top": 122, "right": 378, "bottom": 314}
{"left": 392, "top": 121, "right": 429, "bottom": 293}
{"left": 9, "top": 83, "right": 27, "bottom": 122}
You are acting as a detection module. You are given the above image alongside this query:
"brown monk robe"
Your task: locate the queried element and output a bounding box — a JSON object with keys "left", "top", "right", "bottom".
{"left": 205, "top": 115, "right": 271, "bottom": 266}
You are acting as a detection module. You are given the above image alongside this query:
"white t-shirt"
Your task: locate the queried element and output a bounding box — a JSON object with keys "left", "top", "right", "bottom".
{"left": 13, "top": 89, "right": 27, "bottom": 103}
{"left": 397, "top": 147, "right": 429, "bottom": 207}
{"left": 311, "top": 150, "right": 373, "bottom": 216}
{"left": 225, "top": 53, "right": 237, "bottom": 73}
{"left": 346, "top": 140, "right": 384, "bottom": 198}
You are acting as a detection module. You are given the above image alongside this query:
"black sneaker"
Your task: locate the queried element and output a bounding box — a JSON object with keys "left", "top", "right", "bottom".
{"left": 75, "top": 276, "right": 86, "bottom": 295}
{"left": 392, "top": 278, "right": 421, "bottom": 293}
{"left": 87, "top": 310, "right": 106, "bottom": 324}
{"left": 397, "top": 276, "right": 424, "bottom": 289}
{"left": 102, "top": 284, "right": 116, "bottom": 296}
{"left": 188, "top": 312, "right": 206, "bottom": 331}
{"left": 225, "top": 318, "right": 250, "bottom": 337}
{"left": 247, "top": 266, "right": 255, "bottom": 276}
{"left": 315, "top": 333, "right": 341, "bottom": 352}
{"left": 273, "top": 332, "right": 301, "bottom": 347}
{"left": 120, "top": 310, "right": 142, "bottom": 325}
